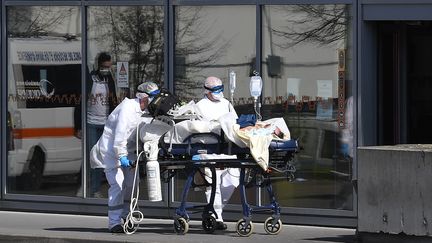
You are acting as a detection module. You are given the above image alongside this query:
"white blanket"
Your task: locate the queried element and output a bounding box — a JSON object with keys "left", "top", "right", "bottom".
{"left": 163, "top": 120, "right": 221, "bottom": 144}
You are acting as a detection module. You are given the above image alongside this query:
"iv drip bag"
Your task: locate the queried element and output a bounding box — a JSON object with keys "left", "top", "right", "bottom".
{"left": 250, "top": 74, "right": 263, "bottom": 98}
{"left": 229, "top": 71, "right": 236, "bottom": 93}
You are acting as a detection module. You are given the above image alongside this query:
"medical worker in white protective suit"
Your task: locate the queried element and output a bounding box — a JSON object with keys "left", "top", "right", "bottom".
{"left": 90, "top": 81, "right": 160, "bottom": 233}
{"left": 195, "top": 76, "right": 239, "bottom": 230}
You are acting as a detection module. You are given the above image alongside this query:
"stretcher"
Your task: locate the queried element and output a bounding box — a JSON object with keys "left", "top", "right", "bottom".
{"left": 157, "top": 132, "right": 298, "bottom": 236}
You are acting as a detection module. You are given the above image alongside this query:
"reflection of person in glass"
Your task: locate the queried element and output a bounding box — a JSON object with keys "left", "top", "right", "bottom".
{"left": 337, "top": 95, "right": 353, "bottom": 210}
{"left": 340, "top": 96, "right": 353, "bottom": 158}
{"left": 195, "top": 76, "right": 238, "bottom": 230}
{"left": 90, "top": 82, "right": 159, "bottom": 233}
{"left": 74, "top": 52, "right": 118, "bottom": 198}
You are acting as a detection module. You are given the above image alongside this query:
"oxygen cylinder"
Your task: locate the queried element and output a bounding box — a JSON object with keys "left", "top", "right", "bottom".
{"left": 146, "top": 159, "right": 162, "bottom": 201}
{"left": 144, "top": 141, "right": 162, "bottom": 202}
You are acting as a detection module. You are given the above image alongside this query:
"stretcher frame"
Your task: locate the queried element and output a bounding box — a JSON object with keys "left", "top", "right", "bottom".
{"left": 158, "top": 135, "right": 298, "bottom": 236}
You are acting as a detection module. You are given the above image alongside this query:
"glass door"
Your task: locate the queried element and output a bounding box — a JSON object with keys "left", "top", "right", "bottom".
{"left": 377, "top": 21, "right": 432, "bottom": 145}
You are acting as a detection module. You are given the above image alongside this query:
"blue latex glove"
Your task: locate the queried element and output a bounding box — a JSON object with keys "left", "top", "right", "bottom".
{"left": 119, "top": 156, "right": 131, "bottom": 167}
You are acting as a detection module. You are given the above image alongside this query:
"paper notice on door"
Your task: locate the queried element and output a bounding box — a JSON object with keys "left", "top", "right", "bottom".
{"left": 317, "top": 80, "right": 333, "bottom": 98}
{"left": 287, "top": 78, "right": 300, "bottom": 98}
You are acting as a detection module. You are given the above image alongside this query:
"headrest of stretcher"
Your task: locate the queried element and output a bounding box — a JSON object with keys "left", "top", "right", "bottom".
{"left": 269, "top": 139, "right": 298, "bottom": 151}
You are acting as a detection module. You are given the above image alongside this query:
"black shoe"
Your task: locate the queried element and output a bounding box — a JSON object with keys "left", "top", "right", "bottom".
{"left": 109, "top": 224, "right": 124, "bottom": 233}
{"left": 216, "top": 221, "right": 227, "bottom": 230}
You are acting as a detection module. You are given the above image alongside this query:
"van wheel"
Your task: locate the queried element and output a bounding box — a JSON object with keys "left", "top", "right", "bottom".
{"left": 23, "top": 148, "right": 45, "bottom": 190}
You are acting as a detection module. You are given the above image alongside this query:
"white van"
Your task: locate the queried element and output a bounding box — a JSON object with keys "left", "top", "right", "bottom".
{"left": 7, "top": 37, "right": 82, "bottom": 190}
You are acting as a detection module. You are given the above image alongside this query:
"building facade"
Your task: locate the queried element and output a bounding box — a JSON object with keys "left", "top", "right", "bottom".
{"left": 1, "top": 0, "right": 431, "bottom": 227}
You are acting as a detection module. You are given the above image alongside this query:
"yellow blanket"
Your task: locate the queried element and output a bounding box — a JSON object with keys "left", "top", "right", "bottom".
{"left": 233, "top": 124, "right": 278, "bottom": 171}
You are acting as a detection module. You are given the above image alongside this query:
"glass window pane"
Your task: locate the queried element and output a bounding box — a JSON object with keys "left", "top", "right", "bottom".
{"left": 174, "top": 6, "right": 256, "bottom": 105}
{"left": 7, "top": 6, "right": 82, "bottom": 196}
{"left": 87, "top": 6, "right": 164, "bottom": 199}
{"left": 174, "top": 5, "right": 257, "bottom": 204}
{"left": 262, "top": 5, "right": 353, "bottom": 210}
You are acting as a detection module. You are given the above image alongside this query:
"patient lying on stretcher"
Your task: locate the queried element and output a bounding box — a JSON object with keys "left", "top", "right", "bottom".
{"left": 231, "top": 118, "right": 290, "bottom": 170}
{"left": 239, "top": 122, "right": 287, "bottom": 140}
{"left": 139, "top": 109, "right": 291, "bottom": 170}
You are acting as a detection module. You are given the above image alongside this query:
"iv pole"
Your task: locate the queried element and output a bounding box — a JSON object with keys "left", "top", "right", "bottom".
{"left": 228, "top": 70, "right": 236, "bottom": 155}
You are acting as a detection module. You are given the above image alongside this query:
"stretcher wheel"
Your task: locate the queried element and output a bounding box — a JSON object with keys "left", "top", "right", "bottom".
{"left": 264, "top": 217, "right": 282, "bottom": 235}
{"left": 236, "top": 219, "right": 254, "bottom": 237}
{"left": 202, "top": 216, "right": 217, "bottom": 233}
{"left": 174, "top": 218, "right": 189, "bottom": 234}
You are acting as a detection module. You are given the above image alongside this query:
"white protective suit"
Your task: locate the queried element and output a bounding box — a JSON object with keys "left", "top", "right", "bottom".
{"left": 90, "top": 97, "right": 152, "bottom": 230}
{"left": 195, "top": 96, "right": 239, "bottom": 223}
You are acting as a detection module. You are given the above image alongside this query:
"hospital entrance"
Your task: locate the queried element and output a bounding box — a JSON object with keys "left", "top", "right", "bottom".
{"left": 3, "top": 3, "right": 356, "bottom": 227}
{"left": 377, "top": 21, "right": 432, "bottom": 145}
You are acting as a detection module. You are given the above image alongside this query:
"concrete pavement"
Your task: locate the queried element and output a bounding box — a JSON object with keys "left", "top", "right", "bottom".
{"left": 0, "top": 211, "right": 356, "bottom": 243}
